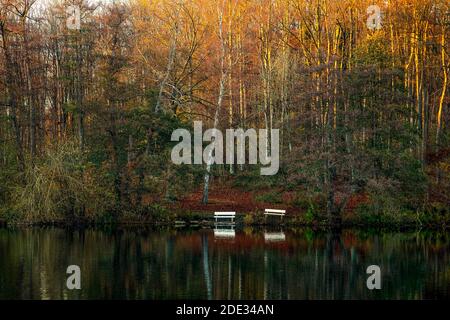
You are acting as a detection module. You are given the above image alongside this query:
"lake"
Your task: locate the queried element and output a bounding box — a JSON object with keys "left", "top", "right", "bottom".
{"left": 0, "top": 226, "right": 448, "bottom": 299}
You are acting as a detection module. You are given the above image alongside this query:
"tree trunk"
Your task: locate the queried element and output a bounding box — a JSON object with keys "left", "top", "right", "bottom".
{"left": 202, "top": 3, "right": 226, "bottom": 204}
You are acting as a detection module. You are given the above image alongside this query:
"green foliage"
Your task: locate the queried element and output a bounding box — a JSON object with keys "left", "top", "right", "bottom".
{"left": 420, "top": 203, "right": 450, "bottom": 226}
{"left": 255, "top": 191, "right": 283, "bottom": 204}
{"left": 304, "top": 228, "right": 314, "bottom": 242}
{"left": 305, "top": 203, "right": 316, "bottom": 224}
{"left": 355, "top": 176, "right": 420, "bottom": 226}
{"left": 352, "top": 32, "right": 392, "bottom": 67}
{"left": 0, "top": 142, "right": 20, "bottom": 207}
{"left": 5, "top": 140, "right": 115, "bottom": 223}
{"left": 243, "top": 213, "right": 254, "bottom": 225}
{"left": 353, "top": 148, "right": 427, "bottom": 219}
{"left": 233, "top": 167, "right": 280, "bottom": 190}
{"left": 132, "top": 203, "right": 173, "bottom": 223}
{"left": 84, "top": 106, "right": 202, "bottom": 211}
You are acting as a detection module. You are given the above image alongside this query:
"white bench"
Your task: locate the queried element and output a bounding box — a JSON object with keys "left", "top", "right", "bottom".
{"left": 264, "top": 209, "right": 286, "bottom": 217}
{"left": 214, "top": 212, "right": 236, "bottom": 224}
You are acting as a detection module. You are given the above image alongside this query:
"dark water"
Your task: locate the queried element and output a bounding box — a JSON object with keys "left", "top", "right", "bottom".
{"left": 0, "top": 227, "right": 448, "bottom": 300}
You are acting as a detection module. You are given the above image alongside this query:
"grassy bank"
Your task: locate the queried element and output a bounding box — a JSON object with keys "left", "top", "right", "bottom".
{"left": 1, "top": 140, "right": 448, "bottom": 228}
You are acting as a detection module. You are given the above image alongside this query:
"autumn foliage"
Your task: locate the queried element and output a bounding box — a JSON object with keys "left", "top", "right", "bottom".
{"left": 0, "top": 0, "right": 449, "bottom": 224}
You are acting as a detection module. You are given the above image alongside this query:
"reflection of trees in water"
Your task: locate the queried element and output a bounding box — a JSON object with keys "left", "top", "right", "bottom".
{"left": 202, "top": 234, "right": 212, "bottom": 300}
{"left": 0, "top": 228, "right": 448, "bottom": 299}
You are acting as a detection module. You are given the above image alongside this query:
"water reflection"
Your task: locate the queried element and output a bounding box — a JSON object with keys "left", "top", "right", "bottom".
{"left": 214, "top": 225, "right": 236, "bottom": 239}
{"left": 264, "top": 231, "right": 286, "bottom": 243}
{"left": 0, "top": 227, "right": 448, "bottom": 300}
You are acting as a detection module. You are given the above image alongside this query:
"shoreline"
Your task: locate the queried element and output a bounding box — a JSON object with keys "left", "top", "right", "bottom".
{"left": 2, "top": 214, "right": 448, "bottom": 231}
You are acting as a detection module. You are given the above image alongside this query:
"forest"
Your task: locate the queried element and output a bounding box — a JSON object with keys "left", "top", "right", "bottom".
{"left": 0, "top": 0, "right": 449, "bottom": 226}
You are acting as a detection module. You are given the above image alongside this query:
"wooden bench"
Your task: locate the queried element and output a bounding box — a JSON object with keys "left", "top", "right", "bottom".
{"left": 264, "top": 209, "right": 286, "bottom": 217}
{"left": 214, "top": 212, "right": 236, "bottom": 224}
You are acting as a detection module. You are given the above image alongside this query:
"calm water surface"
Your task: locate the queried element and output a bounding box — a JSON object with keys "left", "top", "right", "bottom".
{"left": 0, "top": 227, "right": 448, "bottom": 299}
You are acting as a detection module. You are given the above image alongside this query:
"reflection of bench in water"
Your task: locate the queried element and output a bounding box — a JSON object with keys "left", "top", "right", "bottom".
{"left": 214, "top": 227, "right": 236, "bottom": 238}
{"left": 213, "top": 212, "right": 236, "bottom": 239}
{"left": 214, "top": 212, "right": 236, "bottom": 224}
{"left": 264, "top": 232, "right": 286, "bottom": 242}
